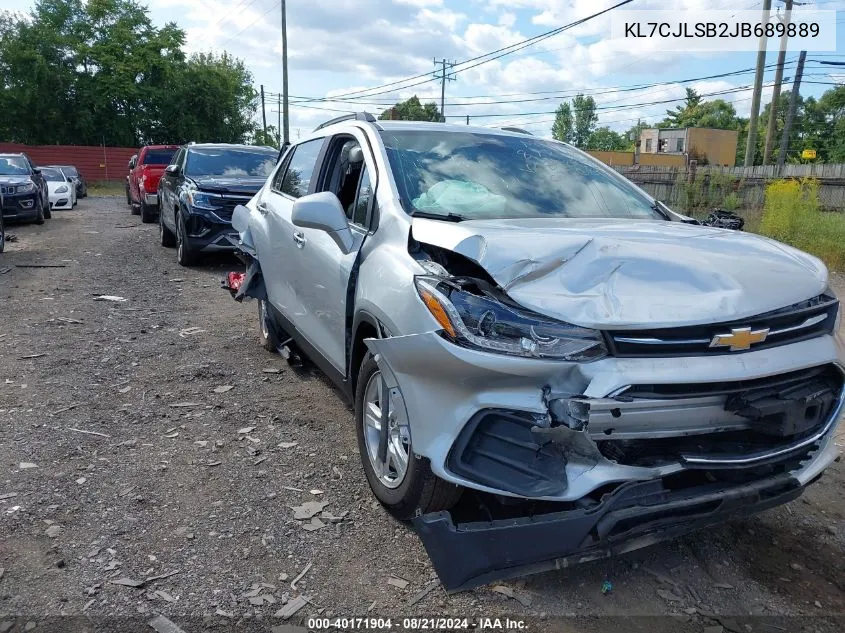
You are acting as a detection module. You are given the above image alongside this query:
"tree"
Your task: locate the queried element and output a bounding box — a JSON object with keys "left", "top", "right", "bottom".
{"left": 662, "top": 88, "right": 703, "bottom": 127}
{"left": 585, "top": 126, "right": 627, "bottom": 151}
{"left": 659, "top": 98, "right": 740, "bottom": 130}
{"left": 379, "top": 96, "right": 441, "bottom": 122}
{"left": 0, "top": 0, "right": 258, "bottom": 146}
{"left": 572, "top": 94, "right": 598, "bottom": 148}
{"left": 552, "top": 102, "right": 573, "bottom": 143}
{"left": 252, "top": 125, "right": 281, "bottom": 148}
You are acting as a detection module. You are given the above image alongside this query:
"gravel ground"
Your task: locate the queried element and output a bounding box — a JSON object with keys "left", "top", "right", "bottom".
{"left": 1, "top": 197, "right": 844, "bottom": 633}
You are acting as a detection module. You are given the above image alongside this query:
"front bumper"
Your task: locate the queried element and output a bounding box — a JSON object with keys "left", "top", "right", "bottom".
{"left": 184, "top": 209, "right": 239, "bottom": 252}
{"left": 415, "top": 469, "right": 813, "bottom": 591}
{"left": 366, "top": 331, "right": 844, "bottom": 587}
{"left": 1, "top": 192, "right": 39, "bottom": 221}
{"left": 49, "top": 192, "right": 72, "bottom": 210}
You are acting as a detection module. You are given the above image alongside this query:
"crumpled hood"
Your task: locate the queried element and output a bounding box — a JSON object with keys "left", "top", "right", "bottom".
{"left": 411, "top": 217, "right": 828, "bottom": 329}
{"left": 192, "top": 177, "right": 265, "bottom": 195}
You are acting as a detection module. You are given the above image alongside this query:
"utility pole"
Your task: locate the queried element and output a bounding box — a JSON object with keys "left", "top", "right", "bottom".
{"left": 744, "top": 0, "right": 773, "bottom": 166}
{"left": 260, "top": 85, "right": 267, "bottom": 136}
{"left": 466, "top": 114, "right": 469, "bottom": 125}
{"left": 278, "top": 95, "right": 281, "bottom": 145}
{"left": 763, "top": 0, "right": 792, "bottom": 164}
{"left": 433, "top": 59, "right": 455, "bottom": 122}
{"left": 777, "top": 49, "right": 806, "bottom": 168}
{"left": 281, "top": 0, "right": 290, "bottom": 144}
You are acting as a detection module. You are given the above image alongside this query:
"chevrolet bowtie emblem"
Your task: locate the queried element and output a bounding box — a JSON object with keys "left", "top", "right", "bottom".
{"left": 709, "top": 326, "right": 770, "bottom": 351}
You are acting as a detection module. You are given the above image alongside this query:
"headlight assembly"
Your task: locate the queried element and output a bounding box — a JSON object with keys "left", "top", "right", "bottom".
{"left": 415, "top": 275, "right": 607, "bottom": 361}
{"left": 56, "top": 185, "right": 68, "bottom": 193}
{"left": 16, "top": 181, "right": 36, "bottom": 194}
{"left": 188, "top": 191, "right": 222, "bottom": 210}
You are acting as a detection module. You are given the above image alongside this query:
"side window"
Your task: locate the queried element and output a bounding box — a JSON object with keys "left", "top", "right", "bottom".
{"left": 170, "top": 149, "right": 184, "bottom": 168}
{"left": 351, "top": 167, "right": 373, "bottom": 227}
{"left": 278, "top": 139, "right": 322, "bottom": 198}
{"left": 271, "top": 149, "right": 293, "bottom": 191}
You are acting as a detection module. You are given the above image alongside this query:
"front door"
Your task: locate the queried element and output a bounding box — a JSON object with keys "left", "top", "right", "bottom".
{"left": 287, "top": 131, "right": 376, "bottom": 373}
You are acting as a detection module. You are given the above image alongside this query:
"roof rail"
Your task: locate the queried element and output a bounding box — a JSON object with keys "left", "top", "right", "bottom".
{"left": 314, "top": 112, "right": 378, "bottom": 132}
{"left": 499, "top": 126, "right": 533, "bottom": 135}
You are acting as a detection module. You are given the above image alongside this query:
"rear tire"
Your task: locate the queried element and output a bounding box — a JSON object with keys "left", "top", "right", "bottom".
{"left": 159, "top": 211, "right": 176, "bottom": 247}
{"left": 355, "top": 352, "right": 462, "bottom": 520}
{"left": 44, "top": 206, "right": 51, "bottom": 219}
{"left": 140, "top": 203, "right": 156, "bottom": 224}
{"left": 125, "top": 184, "right": 131, "bottom": 205}
{"left": 0, "top": 212, "right": 5, "bottom": 253}
{"left": 258, "top": 299, "right": 283, "bottom": 352}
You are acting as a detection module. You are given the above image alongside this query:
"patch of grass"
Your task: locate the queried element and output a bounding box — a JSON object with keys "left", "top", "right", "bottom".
{"left": 88, "top": 181, "right": 126, "bottom": 197}
{"left": 759, "top": 179, "right": 845, "bottom": 270}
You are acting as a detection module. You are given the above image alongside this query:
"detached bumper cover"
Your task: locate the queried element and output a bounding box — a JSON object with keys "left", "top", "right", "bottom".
{"left": 414, "top": 473, "right": 805, "bottom": 592}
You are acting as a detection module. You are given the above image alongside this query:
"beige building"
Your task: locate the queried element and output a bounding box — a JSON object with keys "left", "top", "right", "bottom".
{"left": 638, "top": 127, "right": 738, "bottom": 167}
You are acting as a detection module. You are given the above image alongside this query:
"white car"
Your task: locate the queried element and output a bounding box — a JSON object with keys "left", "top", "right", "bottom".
{"left": 41, "top": 167, "right": 77, "bottom": 210}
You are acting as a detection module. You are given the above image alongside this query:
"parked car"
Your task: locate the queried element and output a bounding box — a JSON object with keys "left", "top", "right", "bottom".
{"left": 128, "top": 145, "right": 179, "bottom": 223}
{"left": 0, "top": 153, "right": 48, "bottom": 224}
{"left": 46, "top": 164, "right": 86, "bottom": 199}
{"left": 0, "top": 194, "right": 5, "bottom": 253}
{"left": 228, "top": 115, "right": 844, "bottom": 591}
{"left": 158, "top": 143, "right": 277, "bottom": 266}
{"left": 41, "top": 167, "right": 76, "bottom": 210}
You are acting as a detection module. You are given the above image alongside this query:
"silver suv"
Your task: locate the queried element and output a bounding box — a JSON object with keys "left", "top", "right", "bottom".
{"left": 231, "top": 114, "right": 843, "bottom": 591}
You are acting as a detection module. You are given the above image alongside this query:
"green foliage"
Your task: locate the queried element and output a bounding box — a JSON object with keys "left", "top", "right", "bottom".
{"left": 551, "top": 102, "right": 573, "bottom": 143}
{"left": 760, "top": 179, "right": 845, "bottom": 269}
{"left": 585, "top": 126, "right": 627, "bottom": 151}
{"left": 675, "top": 170, "right": 739, "bottom": 212}
{"left": 660, "top": 96, "right": 740, "bottom": 130}
{"left": 722, "top": 192, "right": 741, "bottom": 211}
{"left": 0, "top": 0, "right": 258, "bottom": 146}
{"left": 572, "top": 93, "right": 597, "bottom": 148}
{"left": 252, "top": 125, "right": 281, "bottom": 148}
{"left": 379, "top": 96, "right": 441, "bottom": 122}
{"left": 623, "top": 121, "right": 650, "bottom": 151}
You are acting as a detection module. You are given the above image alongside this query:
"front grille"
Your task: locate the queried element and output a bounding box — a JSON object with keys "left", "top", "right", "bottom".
{"left": 0, "top": 185, "right": 17, "bottom": 195}
{"left": 211, "top": 195, "right": 252, "bottom": 222}
{"left": 606, "top": 294, "right": 838, "bottom": 357}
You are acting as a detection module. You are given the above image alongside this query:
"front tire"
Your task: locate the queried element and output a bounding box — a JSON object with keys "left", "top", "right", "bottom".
{"left": 355, "top": 352, "right": 462, "bottom": 520}
{"left": 33, "top": 199, "right": 45, "bottom": 225}
{"left": 176, "top": 214, "right": 197, "bottom": 266}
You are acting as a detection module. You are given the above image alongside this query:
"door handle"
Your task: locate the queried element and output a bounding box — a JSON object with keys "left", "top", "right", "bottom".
{"left": 293, "top": 231, "right": 306, "bottom": 248}
{"left": 257, "top": 201, "right": 269, "bottom": 214}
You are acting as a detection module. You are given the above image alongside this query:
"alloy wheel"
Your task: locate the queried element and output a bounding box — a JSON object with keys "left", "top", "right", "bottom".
{"left": 362, "top": 371, "right": 410, "bottom": 489}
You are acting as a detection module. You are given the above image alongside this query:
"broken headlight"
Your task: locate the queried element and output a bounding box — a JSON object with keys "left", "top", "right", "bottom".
{"left": 415, "top": 276, "right": 607, "bottom": 361}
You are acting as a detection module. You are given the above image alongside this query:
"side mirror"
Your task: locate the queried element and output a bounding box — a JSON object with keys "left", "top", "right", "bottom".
{"left": 67, "top": 177, "right": 73, "bottom": 183}
{"left": 291, "top": 192, "right": 354, "bottom": 254}
{"left": 165, "top": 164, "right": 180, "bottom": 175}
{"left": 32, "top": 168, "right": 41, "bottom": 174}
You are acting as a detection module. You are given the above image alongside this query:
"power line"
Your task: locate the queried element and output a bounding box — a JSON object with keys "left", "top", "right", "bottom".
{"left": 291, "top": 0, "right": 636, "bottom": 103}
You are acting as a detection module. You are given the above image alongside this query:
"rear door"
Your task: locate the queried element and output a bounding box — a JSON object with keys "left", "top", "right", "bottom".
{"left": 286, "top": 130, "right": 377, "bottom": 373}
{"left": 254, "top": 137, "right": 325, "bottom": 324}
{"left": 159, "top": 148, "right": 185, "bottom": 232}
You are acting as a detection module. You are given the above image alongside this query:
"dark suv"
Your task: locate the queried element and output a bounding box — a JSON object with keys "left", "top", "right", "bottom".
{"left": 157, "top": 143, "right": 277, "bottom": 266}
{"left": 0, "top": 153, "right": 49, "bottom": 224}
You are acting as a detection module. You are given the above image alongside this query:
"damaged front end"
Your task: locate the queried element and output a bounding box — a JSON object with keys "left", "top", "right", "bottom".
{"left": 365, "top": 241, "right": 844, "bottom": 592}
{"left": 221, "top": 204, "right": 267, "bottom": 303}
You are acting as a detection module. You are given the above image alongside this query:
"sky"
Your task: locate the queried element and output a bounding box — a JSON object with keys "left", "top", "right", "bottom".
{"left": 2, "top": 0, "right": 844, "bottom": 138}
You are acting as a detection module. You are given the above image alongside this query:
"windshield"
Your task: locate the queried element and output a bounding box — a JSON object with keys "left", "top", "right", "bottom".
{"left": 61, "top": 166, "right": 79, "bottom": 176}
{"left": 42, "top": 168, "right": 65, "bottom": 182}
{"left": 0, "top": 156, "right": 30, "bottom": 176}
{"left": 380, "top": 130, "right": 661, "bottom": 221}
{"left": 143, "top": 149, "right": 177, "bottom": 165}
{"left": 185, "top": 147, "right": 276, "bottom": 178}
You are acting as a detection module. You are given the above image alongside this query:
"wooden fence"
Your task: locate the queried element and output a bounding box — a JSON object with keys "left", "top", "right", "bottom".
{"left": 613, "top": 163, "right": 845, "bottom": 210}
{"left": 0, "top": 143, "right": 138, "bottom": 183}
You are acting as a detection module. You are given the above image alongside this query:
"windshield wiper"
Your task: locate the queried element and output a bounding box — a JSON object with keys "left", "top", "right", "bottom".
{"left": 410, "top": 210, "right": 468, "bottom": 222}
